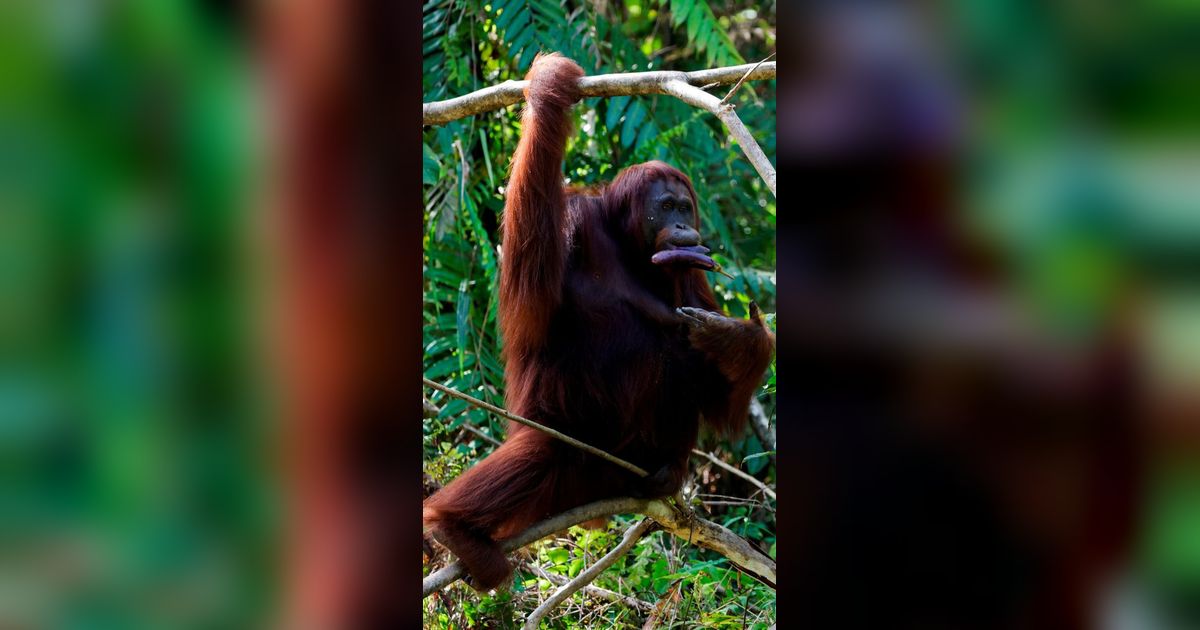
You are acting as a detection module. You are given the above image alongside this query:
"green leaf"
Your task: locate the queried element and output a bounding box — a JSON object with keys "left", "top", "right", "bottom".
{"left": 620, "top": 101, "right": 646, "bottom": 148}
{"left": 546, "top": 547, "right": 570, "bottom": 566}
{"left": 701, "top": 22, "right": 717, "bottom": 66}
{"left": 439, "top": 397, "right": 467, "bottom": 419}
{"left": 425, "top": 353, "right": 462, "bottom": 381}
{"left": 478, "top": 129, "right": 496, "bottom": 189}
{"left": 456, "top": 279, "right": 471, "bottom": 369}
{"left": 434, "top": 181, "right": 458, "bottom": 241}
{"left": 423, "top": 9, "right": 448, "bottom": 33}
{"left": 496, "top": 4, "right": 527, "bottom": 32}
{"left": 507, "top": 19, "right": 535, "bottom": 54}
{"left": 670, "top": 0, "right": 691, "bottom": 28}
{"left": 517, "top": 41, "right": 540, "bottom": 71}
{"left": 531, "top": 0, "right": 566, "bottom": 25}
{"left": 606, "top": 95, "right": 631, "bottom": 131}
{"left": 633, "top": 116, "right": 658, "bottom": 148}
{"left": 745, "top": 448, "right": 767, "bottom": 475}
{"left": 686, "top": 3, "right": 702, "bottom": 43}
{"left": 423, "top": 142, "right": 442, "bottom": 185}
{"left": 424, "top": 336, "right": 455, "bottom": 359}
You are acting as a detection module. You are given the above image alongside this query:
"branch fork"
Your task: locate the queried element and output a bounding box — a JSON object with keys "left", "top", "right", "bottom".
{"left": 423, "top": 60, "right": 776, "bottom": 197}
{"left": 421, "top": 496, "right": 776, "bottom": 598}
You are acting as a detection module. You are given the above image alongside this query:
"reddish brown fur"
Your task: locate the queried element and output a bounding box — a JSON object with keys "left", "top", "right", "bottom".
{"left": 423, "top": 53, "right": 774, "bottom": 591}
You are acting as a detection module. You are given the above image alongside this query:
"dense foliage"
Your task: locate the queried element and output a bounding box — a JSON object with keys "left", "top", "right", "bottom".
{"left": 422, "top": 0, "right": 777, "bottom": 627}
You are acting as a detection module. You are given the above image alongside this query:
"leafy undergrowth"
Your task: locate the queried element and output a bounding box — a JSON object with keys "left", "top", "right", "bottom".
{"left": 424, "top": 513, "right": 776, "bottom": 629}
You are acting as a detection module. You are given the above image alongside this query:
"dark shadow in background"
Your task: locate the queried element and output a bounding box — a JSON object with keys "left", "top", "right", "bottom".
{"left": 773, "top": 1, "right": 1189, "bottom": 628}
{"left": 260, "top": 0, "right": 425, "bottom": 625}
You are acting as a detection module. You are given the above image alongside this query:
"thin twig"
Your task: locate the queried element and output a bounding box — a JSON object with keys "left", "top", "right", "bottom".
{"left": 453, "top": 138, "right": 468, "bottom": 211}
{"left": 691, "top": 449, "right": 776, "bottom": 500}
{"left": 524, "top": 519, "right": 657, "bottom": 629}
{"left": 659, "top": 79, "right": 776, "bottom": 196}
{"left": 720, "top": 53, "right": 776, "bottom": 106}
{"left": 462, "top": 422, "right": 502, "bottom": 447}
{"left": 643, "top": 579, "right": 685, "bottom": 627}
{"left": 423, "top": 377, "right": 648, "bottom": 477}
{"left": 527, "top": 564, "right": 655, "bottom": 615}
{"left": 695, "top": 492, "right": 760, "bottom": 501}
{"left": 702, "top": 500, "right": 775, "bottom": 512}
{"left": 428, "top": 393, "right": 502, "bottom": 446}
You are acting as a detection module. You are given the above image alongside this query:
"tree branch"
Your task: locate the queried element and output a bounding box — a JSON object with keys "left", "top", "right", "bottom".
{"left": 641, "top": 499, "right": 776, "bottom": 588}
{"left": 422, "top": 496, "right": 776, "bottom": 597}
{"left": 720, "top": 53, "right": 776, "bottom": 106}
{"left": 748, "top": 396, "right": 776, "bottom": 454}
{"left": 659, "top": 79, "right": 776, "bottom": 196}
{"left": 424, "top": 60, "right": 776, "bottom": 197}
{"left": 524, "top": 518, "right": 657, "bottom": 629}
{"left": 423, "top": 61, "right": 775, "bottom": 126}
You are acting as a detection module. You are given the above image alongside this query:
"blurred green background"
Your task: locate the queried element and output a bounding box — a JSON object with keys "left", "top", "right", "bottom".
{"left": 957, "top": 5, "right": 1200, "bottom": 623}
{"left": 1, "top": 1, "right": 273, "bottom": 627}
